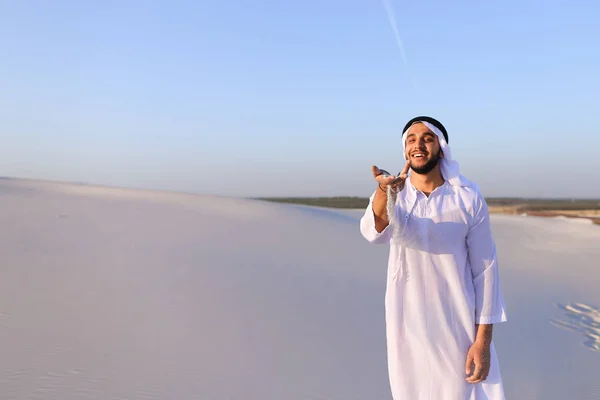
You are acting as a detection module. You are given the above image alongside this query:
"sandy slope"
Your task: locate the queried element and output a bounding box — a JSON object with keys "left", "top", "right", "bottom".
{"left": 0, "top": 179, "right": 598, "bottom": 399}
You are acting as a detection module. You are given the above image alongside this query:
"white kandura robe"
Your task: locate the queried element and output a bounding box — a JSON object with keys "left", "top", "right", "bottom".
{"left": 360, "top": 178, "right": 507, "bottom": 400}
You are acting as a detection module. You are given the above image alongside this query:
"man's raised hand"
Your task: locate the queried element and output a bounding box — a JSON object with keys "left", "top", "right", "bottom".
{"left": 372, "top": 160, "right": 411, "bottom": 193}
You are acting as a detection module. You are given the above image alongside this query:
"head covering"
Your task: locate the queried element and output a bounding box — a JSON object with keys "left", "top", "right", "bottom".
{"left": 401, "top": 116, "right": 474, "bottom": 188}
{"left": 403, "top": 116, "right": 449, "bottom": 144}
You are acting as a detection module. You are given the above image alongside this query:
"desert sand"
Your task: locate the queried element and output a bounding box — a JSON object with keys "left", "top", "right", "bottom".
{"left": 1, "top": 178, "right": 599, "bottom": 399}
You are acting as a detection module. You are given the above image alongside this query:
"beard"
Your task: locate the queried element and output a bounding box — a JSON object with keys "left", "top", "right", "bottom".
{"left": 410, "top": 149, "right": 442, "bottom": 175}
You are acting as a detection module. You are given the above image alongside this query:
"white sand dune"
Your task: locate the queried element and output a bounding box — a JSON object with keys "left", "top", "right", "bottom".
{"left": 0, "top": 179, "right": 599, "bottom": 400}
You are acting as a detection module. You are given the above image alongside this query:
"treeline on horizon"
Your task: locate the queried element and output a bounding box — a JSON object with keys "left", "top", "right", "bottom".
{"left": 255, "top": 196, "right": 600, "bottom": 211}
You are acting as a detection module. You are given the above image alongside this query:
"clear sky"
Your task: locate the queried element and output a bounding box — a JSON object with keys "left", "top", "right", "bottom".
{"left": 1, "top": 0, "right": 599, "bottom": 198}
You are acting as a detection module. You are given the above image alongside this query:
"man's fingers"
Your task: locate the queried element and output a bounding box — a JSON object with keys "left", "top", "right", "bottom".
{"left": 372, "top": 165, "right": 408, "bottom": 192}
{"left": 390, "top": 175, "right": 406, "bottom": 185}
{"left": 466, "top": 362, "right": 483, "bottom": 383}
{"left": 467, "top": 374, "right": 485, "bottom": 384}
{"left": 381, "top": 176, "right": 395, "bottom": 185}
{"left": 390, "top": 160, "right": 411, "bottom": 184}
{"left": 465, "top": 353, "right": 474, "bottom": 375}
{"left": 465, "top": 344, "right": 490, "bottom": 384}
{"left": 372, "top": 165, "right": 400, "bottom": 188}
{"left": 399, "top": 159, "right": 411, "bottom": 178}
{"left": 473, "top": 371, "right": 489, "bottom": 383}
{"left": 372, "top": 165, "right": 393, "bottom": 178}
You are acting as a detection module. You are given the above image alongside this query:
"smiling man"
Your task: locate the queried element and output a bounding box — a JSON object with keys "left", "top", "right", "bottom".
{"left": 360, "top": 116, "right": 507, "bottom": 399}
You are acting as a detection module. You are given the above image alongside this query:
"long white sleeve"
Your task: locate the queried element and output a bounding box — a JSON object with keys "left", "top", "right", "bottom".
{"left": 466, "top": 193, "right": 508, "bottom": 324}
{"left": 359, "top": 191, "right": 393, "bottom": 244}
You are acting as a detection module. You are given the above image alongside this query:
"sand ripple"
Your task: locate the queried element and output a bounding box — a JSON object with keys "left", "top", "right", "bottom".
{"left": 550, "top": 302, "right": 600, "bottom": 352}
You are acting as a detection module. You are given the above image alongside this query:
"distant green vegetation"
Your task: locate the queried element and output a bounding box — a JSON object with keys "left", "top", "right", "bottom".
{"left": 255, "top": 196, "right": 600, "bottom": 211}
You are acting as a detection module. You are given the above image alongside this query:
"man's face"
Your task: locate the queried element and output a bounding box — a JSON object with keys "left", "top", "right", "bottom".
{"left": 404, "top": 123, "right": 443, "bottom": 175}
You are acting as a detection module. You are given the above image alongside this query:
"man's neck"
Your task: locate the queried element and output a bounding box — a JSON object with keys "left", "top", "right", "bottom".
{"left": 409, "top": 168, "right": 445, "bottom": 196}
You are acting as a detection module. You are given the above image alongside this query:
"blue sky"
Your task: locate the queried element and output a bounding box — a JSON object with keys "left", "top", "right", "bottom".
{"left": 1, "top": 0, "right": 599, "bottom": 198}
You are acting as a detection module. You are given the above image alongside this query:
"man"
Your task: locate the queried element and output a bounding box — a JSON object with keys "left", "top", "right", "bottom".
{"left": 360, "top": 116, "right": 507, "bottom": 399}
